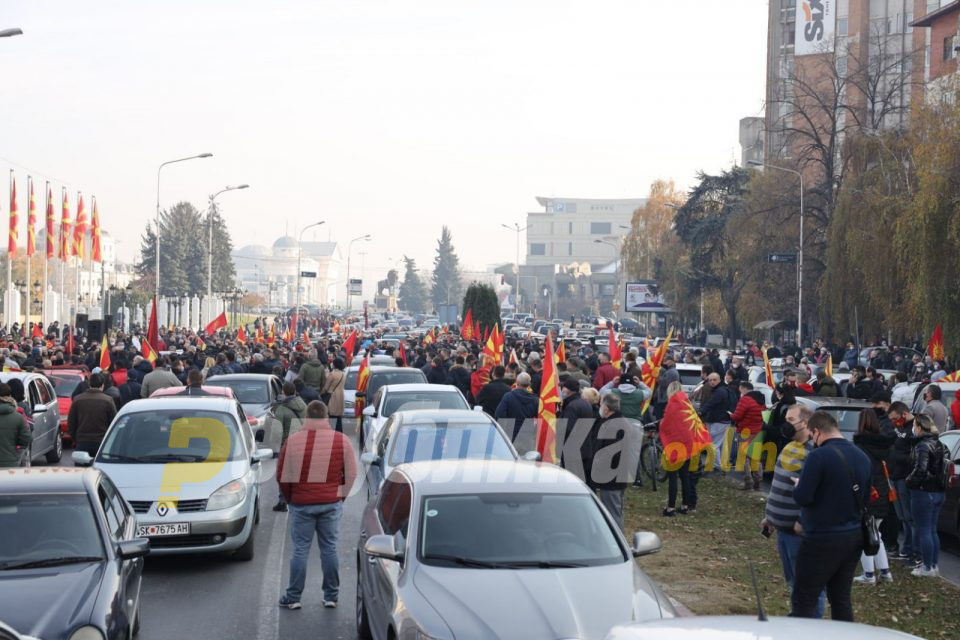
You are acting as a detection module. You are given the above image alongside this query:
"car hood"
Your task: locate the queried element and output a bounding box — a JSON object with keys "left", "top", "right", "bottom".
{"left": 97, "top": 461, "right": 250, "bottom": 500}
{"left": 242, "top": 402, "right": 271, "bottom": 419}
{"left": 0, "top": 562, "right": 103, "bottom": 638}
{"left": 413, "top": 560, "right": 668, "bottom": 640}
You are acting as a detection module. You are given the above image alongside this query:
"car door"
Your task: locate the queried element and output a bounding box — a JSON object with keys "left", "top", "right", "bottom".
{"left": 98, "top": 477, "right": 144, "bottom": 633}
{"left": 367, "top": 417, "right": 394, "bottom": 496}
{"left": 28, "top": 379, "right": 54, "bottom": 453}
{"left": 363, "top": 477, "right": 410, "bottom": 634}
{"left": 39, "top": 379, "right": 59, "bottom": 447}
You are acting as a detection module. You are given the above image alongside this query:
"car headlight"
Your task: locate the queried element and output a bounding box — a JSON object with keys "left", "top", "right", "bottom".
{"left": 69, "top": 626, "right": 105, "bottom": 640}
{"left": 206, "top": 480, "right": 247, "bottom": 511}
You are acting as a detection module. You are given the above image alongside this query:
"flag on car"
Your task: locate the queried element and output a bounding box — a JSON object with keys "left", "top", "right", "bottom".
{"left": 204, "top": 311, "right": 228, "bottom": 335}
{"left": 928, "top": 325, "right": 945, "bottom": 361}
{"left": 536, "top": 333, "right": 560, "bottom": 464}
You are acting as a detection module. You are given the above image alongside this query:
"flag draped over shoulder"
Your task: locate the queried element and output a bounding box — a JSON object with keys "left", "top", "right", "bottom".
{"left": 536, "top": 333, "right": 560, "bottom": 464}
{"left": 928, "top": 325, "right": 945, "bottom": 361}
{"left": 659, "top": 389, "right": 712, "bottom": 466}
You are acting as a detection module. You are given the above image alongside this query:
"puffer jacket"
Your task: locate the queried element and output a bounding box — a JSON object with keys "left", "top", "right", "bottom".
{"left": 905, "top": 433, "right": 947, "bottom": 493}
{"left": 277, "top": 419, "right": 357, "bottom": 505}
{"left": 0, "top": 402, "right": 31, "bottom": 467}
{"left": 853, "top": 430, "right": 895, "bottom": 517}
{"left": 814, "top": 376, "right": 839, "bottom": 397}
{"left": 297, "top": 359, "right": 327, "bottom": 393}
{"left": 730, "top": 391, "right": 765, "bottom": 437}
{"left": 609, "top": 383, "right": 651, "bottom": 421}
{"left": 274, "top": 395, "right": 307, "bottom": 448}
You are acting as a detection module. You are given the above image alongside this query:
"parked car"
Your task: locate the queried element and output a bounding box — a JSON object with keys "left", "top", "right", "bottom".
{"left": 359, "top": 409, "right": 531, "bottom": 497}
{"left": 858, "top": 346, "right": 924, "bottom": 368}
{"left": 204, "top": 373, "right": 282, "bottom": 428}
{"left": 345, "top": 358, "right": 398, "bottom": 415}
{"left": 0, "top": 468, "right": 149, "bottom": 640}
{"left": 356, "top": 460, "right": 674, "bottom": 640}
{"left": 0, "top": 372, "right": 62, "bottom": 466}
{"left": 605, "top": 615, "right": 924, "bottom": 640}
{"left": 674, "top": 363, "right": 706, "bottom": 393}
{"left": 41, "top": 368, "right": 87, "bottom": 447}
{"left": 794, "top": 396, "right": 873, "bottom": 441}
{"left": 360, "top": 384, "right": 471, "bottom": 453}
{"left": 937, "top": 429, "right": 960, "bottom": 538}
{"left": 73, "top": 396, "right": 273, "bottom": 559}
{"left": 355, "top": 367, "right": 429, "bottom": 449}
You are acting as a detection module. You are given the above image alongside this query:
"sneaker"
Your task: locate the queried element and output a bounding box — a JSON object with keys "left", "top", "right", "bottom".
{"left": 272, "top": 502, "right": 288, "bottom": 512}
{"left": 279, "top": 596, "right": 301, "bottom": 610}
{"left": 662, "top": 508, "right": 676, "bottom": 517}
{"left": 911, "top": 566, "right": 939, "bottom": 577}
{"left": 322, "top": 600, "right": 338, "bottom": 608}
{"left": 676, "top": 506, "right": 689, "bottom": 515}
{"left": 853, "top": 573, "right": 876, "bottom": 585}
{"left": 890, "top": 551, "right": 911, "bottom": 561}
{"left": 879, "top": 571, "right": 894, "bottom": 583}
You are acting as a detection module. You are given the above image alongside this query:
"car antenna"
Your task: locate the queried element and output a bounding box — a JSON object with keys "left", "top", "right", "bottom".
{"left": 749, "top": 563, "right": 768, "bottom": 622}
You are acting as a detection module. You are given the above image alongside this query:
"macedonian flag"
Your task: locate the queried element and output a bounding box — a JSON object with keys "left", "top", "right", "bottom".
{"left": 659, "top": 389, "right": 713, "bottom": 469}
{"left": 928, "top": 324, "right": 945, "bottom": 361}
{"left": 536, "top": 333, "right": 561, "bottom": 464}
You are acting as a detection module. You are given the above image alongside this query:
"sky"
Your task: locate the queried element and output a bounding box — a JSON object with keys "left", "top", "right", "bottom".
{"left": 1, "top": 0, "right": 767, "bottom": 296}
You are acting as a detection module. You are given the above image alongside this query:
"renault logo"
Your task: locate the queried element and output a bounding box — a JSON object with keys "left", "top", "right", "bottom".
{"left": 156, "top": 502, "right": 171, "bottom": 517}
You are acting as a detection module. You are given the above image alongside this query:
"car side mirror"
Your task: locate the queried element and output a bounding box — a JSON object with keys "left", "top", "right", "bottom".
{"left": 360, "top": 452, "right": 381, "bottom": 467}
{"left": 362, "top": 406, "right": 376, "bottom": 418}
{"left": 631, "top": 531, "right": 662, "bottom": 558}
{"left": 72, "top": 451, "right": 94, "bottom": 467}
{"left": 365, "top": 534, "right": 403, "bottom": 562}
{"left": 252, "top": 448, "right": 273, "bottom": 463}
{"left": 522, "top": 451, "right": 542, "bottom": 462}
{"left": 32, "top": 404, "right": 47, "bottom": 414}
{"left": 118, "top": 538, "right": 150, "bottom": 560}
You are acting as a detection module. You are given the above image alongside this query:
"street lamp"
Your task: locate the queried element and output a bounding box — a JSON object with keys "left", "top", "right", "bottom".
{"left": 0, "top": 28, "right": 23, "bottom": 38}
{"left": 748, "top": 159, "right": 804, "bottom": 347}
{"left": 155, "top": 153, "right": 213, "bottom": 301}
{"left": 295, "top": 221, "right": 325, "bottom": 330}
{"left": 207, "top": 184, "right": 249, "bottom": 323}
{"left": 345, "top": 234, "right": 371, "bottom": 311}
{"left": 501, "top": 223, "right": 529, "bottom": 312}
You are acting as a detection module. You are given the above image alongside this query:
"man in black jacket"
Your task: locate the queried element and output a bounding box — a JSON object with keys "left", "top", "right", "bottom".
{"left": 68, "top": 373, "right": 118, "bottom": 456}
{"left": 559, "top": 378, "right": 593, "bottom": 475}
{"left": 699, "top": 373, "right": 735, "bottom": 471}
{"left": 445, "top": 356, "right": 472, "bottom": 400}
{"left": 586, "top": 393, "right": 631, "bottom": 531}
{"left": 475, "top": 366, "right": 510, "bottom": 415}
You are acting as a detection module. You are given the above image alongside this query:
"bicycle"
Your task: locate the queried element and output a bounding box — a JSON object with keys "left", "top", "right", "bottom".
{"left": 636, "top": 419, "right": 667, "bottom": 491}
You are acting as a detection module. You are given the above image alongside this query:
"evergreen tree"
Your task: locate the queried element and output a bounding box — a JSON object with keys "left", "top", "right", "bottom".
{"left": 462, "top": 282, "right": 500, "bottom": 334}
{"left": 398, "top": 256, "right": 430, "bottom": 314}
{"left": 431, "top": 226, "right": 463, "bottom": 309}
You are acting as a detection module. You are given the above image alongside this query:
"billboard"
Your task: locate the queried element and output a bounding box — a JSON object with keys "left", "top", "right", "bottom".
{"left": 795, "top": 0, "right": 835, "bottom": 56}
{"left": 625, "top": 281, "right": 667, "bottom": 313}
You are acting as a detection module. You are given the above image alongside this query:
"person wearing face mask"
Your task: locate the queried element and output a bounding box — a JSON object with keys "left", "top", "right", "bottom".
{"left": 559, "top": 378, "right": 594, "bottom": 475}
{"left": 886, "top": 402, "right": 918, "bottom": 562}
{"left": 761, "top": 404, "right": 825, "bottom": 618}
{"left": 727, "top": 355, "right": 748, "bottom": 384}
{"left": 904, "top": 414, "right": 948, "bottom": 577}
{"left": 586, "top": 393, "right": 630, "bottom": 530}
{"left": 790, "top": 411, "right": 871, "bottom": 621}
{"left": 851, "top": 409, "right": 895, "bottom": 585}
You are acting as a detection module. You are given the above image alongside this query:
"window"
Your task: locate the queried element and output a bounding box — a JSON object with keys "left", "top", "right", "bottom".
{"left": 838, "top": 17, "right": 848, "bottom": 35}
{"left": 590, "top": 222, "right": 611, "bottom": 235}
{"left": 945, "top": 35, "right": 956, "bottom": 62}
{"left": 377, "top": 478, "right": 412, "bottom": 537}
{"left": 568, "top": 242, "right": 573, "bottom": 256}
{"left": 568, "top": 222, "right": 573, "bottom": 234}
{"left": 530, "top": 243, "right": 546, "bottom": 256}
{"left": 99, "top": 484, "right": 124, "bottom": 540}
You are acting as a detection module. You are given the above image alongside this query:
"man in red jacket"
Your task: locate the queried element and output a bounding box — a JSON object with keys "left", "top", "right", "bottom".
{"left": 592, "top": 352, "right": 619, "bottom": 390}
{"left": 277, "top": 400, "right": 357, "bottom": 610}
{"left": 730, "top": 381, "right": 766, "bottom": 491}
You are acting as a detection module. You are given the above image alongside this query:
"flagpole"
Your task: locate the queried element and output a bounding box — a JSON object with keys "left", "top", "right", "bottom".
{"left": 43, "top": 181, "right": 49, "bottom": 330}
{"left": 6, "top": 170, "right": 12, "bottom": 330}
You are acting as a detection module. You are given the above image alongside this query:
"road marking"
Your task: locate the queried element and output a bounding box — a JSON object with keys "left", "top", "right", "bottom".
{"left": 256, "top": 473, "right": 287, "bottom": 640}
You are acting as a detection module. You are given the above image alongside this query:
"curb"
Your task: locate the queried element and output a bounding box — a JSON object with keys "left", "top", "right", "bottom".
{"left": 668, "top": 595, "right": 695, "bottom": 617}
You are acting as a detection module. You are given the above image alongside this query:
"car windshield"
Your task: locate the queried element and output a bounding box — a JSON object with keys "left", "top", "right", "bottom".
{"left": 420, "top": 493, "right": 624, "bottom": 568}
{"left": 98, "top": 409, "right": 245, "bottom": 462}
{"left": 818, "top": 408, "right": 864, "bottom": 434}
{"left": 48, "top": 375, "right": 82, "bottom": 398}
{"left": 382, "top": 392, "right": 468, "bottom": 417}
{"left": 0, "top": 494, "right": 103, "bottom": 567}
{"left": 205, "top": 380, "right": 268, "bottom": 404}
{"left": 345, "top": 369, "right": 359, "bottom": 390}
{"left": 368, "top": 371, "right": 427, "bottom": 398}
{"left": 678, "top": 372, "right": 702, "bottom": 387}
{"left": 387, "top": 423, "right": 514, "bottom": 465}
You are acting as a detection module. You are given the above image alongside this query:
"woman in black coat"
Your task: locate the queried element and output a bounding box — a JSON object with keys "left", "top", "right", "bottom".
{"left": 852, "top": 409, "right": 895, "bottom": 584}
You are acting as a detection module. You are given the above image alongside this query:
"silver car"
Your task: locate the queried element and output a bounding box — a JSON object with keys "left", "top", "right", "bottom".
{"left": 357, "top": 460, "right": 674, "bottom": 640}
{"left": 0, "top": 372, "right": 62, "bottom": 466}
{"left": 73, "top": 396, "right": 273, "bottom": 559}
{"left": 606, "top": 615, "right": 924, "bottom": 640}
{"left": 360, "top": 384, "right": 473, "bottom": 454}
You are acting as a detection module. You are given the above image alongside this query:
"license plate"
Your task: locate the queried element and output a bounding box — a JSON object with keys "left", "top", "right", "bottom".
{"left": 137, "top": 523, "right": 190, "bottom": 537}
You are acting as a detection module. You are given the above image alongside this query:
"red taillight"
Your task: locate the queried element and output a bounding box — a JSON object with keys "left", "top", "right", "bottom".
{"left": 949, "top": 462, "right": 958, "bottom": 489}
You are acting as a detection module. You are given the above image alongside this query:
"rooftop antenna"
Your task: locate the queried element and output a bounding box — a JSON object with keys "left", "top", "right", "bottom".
{"left": 749, "top": 564, "right": 768, "bottom": 622}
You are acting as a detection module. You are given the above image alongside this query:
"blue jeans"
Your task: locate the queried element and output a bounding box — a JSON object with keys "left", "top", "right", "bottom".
{"left": 286, "top": 501, "right": 343, "bottom": 602}
{"left": 910, "top": 490, "right": 945, "bottom": 570}
{"left": 777, "top": 530, "right": 824, "bottom": 619}
{"left": 890, "top": 479, "right": 915, "bottom": 556}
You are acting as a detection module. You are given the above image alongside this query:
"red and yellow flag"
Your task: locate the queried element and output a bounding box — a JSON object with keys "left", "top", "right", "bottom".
{"left": 99, "top": 335, "right": 111, "bottom": 371}
{"left": 824, "top": 355, "right": 833, "bottom": 378}
{"left": 608, "top": 324, "right": 621, "bottom": 362}
{"left": 141, "top": 338, "right": 158, "bottom": 365}
{"left": 355, "top": 351, "right": 372, "bottom": 418}
{"left": 555, "top": 336, "right": 566, "bottom": 364}
{"left": 236, "top": 326, "right": 247, "bottom": 343}
{"left": 59, "top": 189, "right": 71, "bottom": 261}
{"left": 73, "top": 193, "right": 87, "bottom": 258}
{"left": 397, "top": 340, "right": 408, "bottom": 366}
{"left": 461, "top": 309, "right": 474, "bottom": 341}
{"left": 641, "top": 329, "right": 673, "bottom": 413}
{"left": 204, "top": 311, "right": 228, "bottom": 335}
{"left": 31, "top": 323, "right": 43, "bottom": 339}
{"left": 474, "top": 320, "right": 481, "bottom": 342}
{"left": 255, "top": 326, "right": 264, "bottom": 343}
{"left": 45, "top": 185, "right": 56, "bottom": 259}
{"left": 90, "top": 197, "right": 102, "bottom": 263}
{"left": 423, "top": 327, "right": 435, "bottom": 345}
{"left": 342, "top": 330, "right": 359, "bottom": 366}
{"left": 266, "top": 326, "right": 275, "bottom": 346}
{"left": 481, "top": 324, "right": 501, "bottom": 364}
{"left": 763, "top": 346, "right": 775, "bottom": 387}
{"left": 941, "top": 370, "right": 960, "bottom": 383}
{"left": 302, "top": 330, "right": 311, "bottom": 346}
{"left": 146, "top": 297, "right": 159, "bottom": 351}
{"left": 659, "top": 389, "right": 712, "bottom": 467}
{"left": 8, "top": 174, "right": 18, "bottom": 257}
{"left": 928, "top": 325, "right": 945, "bottom": 361}
{"left": 536, "top": 332, "right": 560, "bottom": 464}
{"left": 26, "top": 178, "right": 36, "bottom": 257}
{"left": 196, "top": 335, "right": 206, "bottom": 351}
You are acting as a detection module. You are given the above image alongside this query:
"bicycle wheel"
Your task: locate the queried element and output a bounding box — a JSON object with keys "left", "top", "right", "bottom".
{"left": 640, "top": 443, "right": 660, "bottom": 490}
{"left": 653, "top": 441, "right": 668, "bottom": 482}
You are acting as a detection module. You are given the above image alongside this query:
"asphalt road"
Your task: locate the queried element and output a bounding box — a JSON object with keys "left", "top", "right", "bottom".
{"left": 57, "top": 421, "right": 368, "bottom": 640}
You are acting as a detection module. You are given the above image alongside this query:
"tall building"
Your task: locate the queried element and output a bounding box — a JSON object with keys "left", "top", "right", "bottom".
{"left": 910, "top": 1, "right": 960, "bottom": 96}
{"left": 525, "top": 196, "right": 644, "bottom": 269}
{"left": 739, "top": 117, "right": 765, "bottom": 166}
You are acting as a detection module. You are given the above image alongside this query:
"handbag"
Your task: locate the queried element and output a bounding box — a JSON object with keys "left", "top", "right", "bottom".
{"left": 830, "top": 447, "right": 881, "bottom": 556}
{"left": 321, "top": 371, "right": 344, "bottom": 406}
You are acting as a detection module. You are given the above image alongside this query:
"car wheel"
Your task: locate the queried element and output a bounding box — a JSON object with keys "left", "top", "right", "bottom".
{"left": 356, "top": 560, "right": 372, "bottom": 640}
{"left": 233, "top": 524, "right": 255, "bottom": 561}
{"left": 45, "top": 431, "right": 63, "bottom": 464}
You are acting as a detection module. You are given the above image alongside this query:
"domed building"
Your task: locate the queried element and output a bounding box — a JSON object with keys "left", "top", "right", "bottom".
{"left": 232, "top": 235, "right": 344, "bottom": 309}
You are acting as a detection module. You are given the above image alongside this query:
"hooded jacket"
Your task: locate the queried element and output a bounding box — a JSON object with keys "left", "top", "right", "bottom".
{"left": 730, "top": 391, "right": 765, "bottom": 437}
{"left": 297, "top": 359, "right": 327, "bottom": 392}
{"left": 274, "top": 395, "right": 308, "bottom": 447}
{"left": 853, "top": 430, "right": 895, "bottom": 517}
{"left": 814, "top": 376, "right": 839, "bottom": 397}
{"left": 0, "top": 402, "right": 30, "bottom": 467}
{"left": 276, "top": 418, "right": 357, "bottom": 505}
{"left": 608, "top": 382, "right": 651, "bottom": 421}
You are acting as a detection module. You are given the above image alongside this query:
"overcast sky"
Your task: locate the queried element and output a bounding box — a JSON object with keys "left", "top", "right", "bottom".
{"left": 2, "top": 0, "right": 767, "bottom": 290}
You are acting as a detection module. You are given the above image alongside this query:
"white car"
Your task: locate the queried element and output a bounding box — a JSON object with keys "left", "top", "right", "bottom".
{"left": 361, "top": 384, "right": 472, "bottom": 453}
{"left": 605, "top": 615, "right": 923, "bottom": 640}
{"left": 344, "top": 357, "right": 398, "bottom": 415}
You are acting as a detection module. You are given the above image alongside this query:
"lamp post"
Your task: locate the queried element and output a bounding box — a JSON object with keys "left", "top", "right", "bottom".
{"left": 207, "top": 184, "right": 249, "bottom": 323}
{"left": 295, "top": 221, "right": 325, "bottom": 330}
{"left": 500, "top": 223, "right": 529, "bottom": 312}
{"left": 155, "top": 153, "right": 212, "bottom": 301}
{"left": 748, "top": 160, "right": 804, "bottom": 347}
{"left": 345, "top": 234, "right": 371, "bottom": 311}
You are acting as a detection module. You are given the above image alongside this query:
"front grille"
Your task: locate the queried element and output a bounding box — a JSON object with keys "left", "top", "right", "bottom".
{"left": 128, "top": 499, "right": 208, "bottom": 514}
{"left": 148, "top": 534, "right": 222, "bottom": 549}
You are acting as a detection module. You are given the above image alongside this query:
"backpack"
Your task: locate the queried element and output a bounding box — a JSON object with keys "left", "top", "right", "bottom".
{"left": 933, "top": 440, "right": 952, "bottom": 491}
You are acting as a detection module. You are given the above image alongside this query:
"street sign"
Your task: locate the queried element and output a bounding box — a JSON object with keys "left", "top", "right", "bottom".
{"left": 348, "top": 279, "right": 363, "bottom": 296}
{"left": 767, "top": 253, "right": 798, "bottom": 264}
{"left": 299, "top": 271, "right": 317, "bottom": 278}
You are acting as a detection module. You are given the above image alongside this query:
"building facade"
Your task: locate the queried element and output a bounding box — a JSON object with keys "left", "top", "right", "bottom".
{"left": 911, "top": 0, "right": 960, "bottom": 96}
{"left": 232, "top": 236, "right": 343, "bottom": 309}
